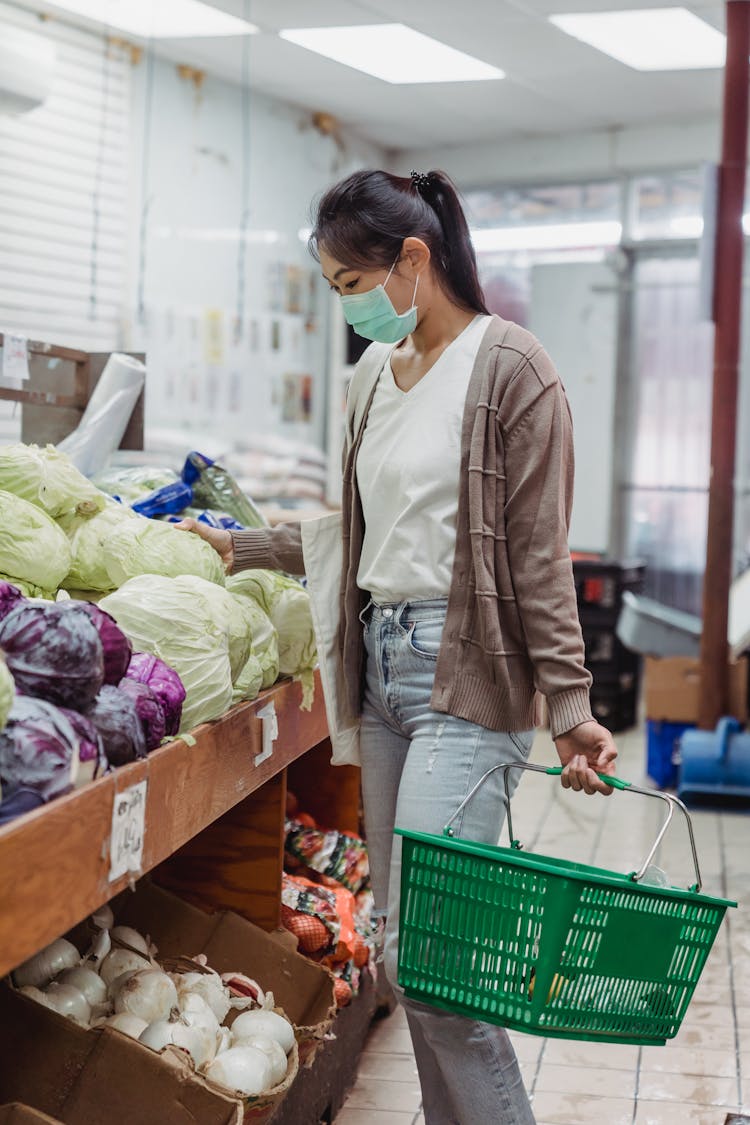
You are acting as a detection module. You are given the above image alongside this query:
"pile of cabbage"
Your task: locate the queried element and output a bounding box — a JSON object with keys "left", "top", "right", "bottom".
{"left": 0, "top": 583, "right": 186, "bottom": 826}
{"left": 0, "top": 442, "right": 318, "bottom": 768}
{"left": 0, "top": 443, "right": 225, "bottom": 599}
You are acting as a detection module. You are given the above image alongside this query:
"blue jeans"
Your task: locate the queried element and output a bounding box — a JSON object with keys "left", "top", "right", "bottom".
{"left": 360, "top": 598, "right": 537, "bottom": 1125}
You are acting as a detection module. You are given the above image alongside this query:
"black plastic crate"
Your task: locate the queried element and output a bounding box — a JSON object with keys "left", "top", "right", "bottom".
{"left": 589, "top": 683, "right": 638, "bottom": 733}
{"left": 573, "top": 558, "right": 645, "bottom": 623}
{"left": 582, "top": 625, "right": 641, "bottom": 678}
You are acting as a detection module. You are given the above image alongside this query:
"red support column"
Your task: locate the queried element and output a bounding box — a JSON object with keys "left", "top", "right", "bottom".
{"left": 699, "top": 1, "right": 750, "bottom": 729}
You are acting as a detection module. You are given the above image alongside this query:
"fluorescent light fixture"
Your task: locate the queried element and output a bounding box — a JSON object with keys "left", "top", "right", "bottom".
{"left": 279, "top": 24, "right": 504, "bottom": 83}
{"left": 152, "top": 226, "right": 282, "bottom": 243}
{"left": 549, "top": 8, "right": 725, "bottom": 70}
{"left": 471, "top": 220, "right": 622, "bottom": 252}
{"left": 42, "top": 0, "right": 258, "bottom": 39}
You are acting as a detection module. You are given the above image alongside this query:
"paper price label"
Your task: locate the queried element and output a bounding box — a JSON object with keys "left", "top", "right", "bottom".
{"left": 2, "top": 333, "right": 30, "bottom": 382}
{"left": 109, "top": 780, "right": 148, "bottom": 882}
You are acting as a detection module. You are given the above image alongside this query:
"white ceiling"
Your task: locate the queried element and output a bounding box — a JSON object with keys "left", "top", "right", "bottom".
{"left": 15, "top": 0, "right": 726, "bottom": 150}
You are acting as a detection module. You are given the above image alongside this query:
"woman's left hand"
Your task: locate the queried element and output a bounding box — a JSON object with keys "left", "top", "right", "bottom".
{"left": 554, "top": 720, "right": 618, "bottom": 795}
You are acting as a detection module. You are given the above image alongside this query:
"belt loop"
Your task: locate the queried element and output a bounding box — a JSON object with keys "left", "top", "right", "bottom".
{"left": 358, "top": 597, "right": 374, "bottom": 626}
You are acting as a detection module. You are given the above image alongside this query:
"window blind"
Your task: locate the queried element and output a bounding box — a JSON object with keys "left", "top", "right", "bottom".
{"left": 0, "top": 2, "right": 129, "bottom": 353}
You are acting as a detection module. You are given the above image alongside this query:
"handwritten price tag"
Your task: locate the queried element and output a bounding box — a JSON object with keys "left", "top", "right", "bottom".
{"left": 2, "top": 333, "right": 30, "bottom": 382}
{"left": 109, "top": 780, "right": 148, "bottom": 882}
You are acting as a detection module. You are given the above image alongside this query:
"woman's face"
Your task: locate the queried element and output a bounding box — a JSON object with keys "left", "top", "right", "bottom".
{"left": 318, "top": 245, "right": 420, "bottom": 312}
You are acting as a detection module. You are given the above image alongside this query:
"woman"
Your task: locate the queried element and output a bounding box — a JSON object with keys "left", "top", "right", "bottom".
{"left": 179, "top": 169, "right": 618, "bottom": 1124}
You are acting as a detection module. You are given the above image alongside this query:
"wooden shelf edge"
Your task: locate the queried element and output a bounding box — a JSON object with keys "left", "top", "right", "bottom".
{"left": 0, "top": 672, "right": 328, "bottom": 978}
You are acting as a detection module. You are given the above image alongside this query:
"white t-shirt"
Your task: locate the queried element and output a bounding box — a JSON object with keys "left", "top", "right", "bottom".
{"left": 356, "top": 314, "right": 492, "bottom": 603}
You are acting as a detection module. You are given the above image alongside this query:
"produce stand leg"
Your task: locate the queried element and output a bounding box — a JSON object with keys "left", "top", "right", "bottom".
{"left": 153, "top": 770, "right": 286, "bottom": 930}
{"left": 267, "top": 969, "right": 377, "bottom": 1125}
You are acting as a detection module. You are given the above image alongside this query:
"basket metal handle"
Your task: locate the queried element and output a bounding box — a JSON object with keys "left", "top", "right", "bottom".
{"left": 442, "top": 761, "right": 704, "bottom": 893}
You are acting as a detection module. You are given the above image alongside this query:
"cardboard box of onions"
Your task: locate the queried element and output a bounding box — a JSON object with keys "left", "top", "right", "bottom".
{"left": 1, "top": 881, "right": 337, "bottom": 1123}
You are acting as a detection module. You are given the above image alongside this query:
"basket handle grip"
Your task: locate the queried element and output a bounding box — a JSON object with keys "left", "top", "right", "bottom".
{"left": 442, "top": 761, "right": 703, "bottom": 892}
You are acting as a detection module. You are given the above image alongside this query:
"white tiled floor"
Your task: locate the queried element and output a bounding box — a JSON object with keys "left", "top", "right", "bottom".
{"left": 336, "top": 724, "right": 749, "bottom": 1124}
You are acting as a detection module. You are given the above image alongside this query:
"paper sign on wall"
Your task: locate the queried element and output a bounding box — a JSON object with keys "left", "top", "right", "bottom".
{"left": 2, "top": 334, "right": 30, "bottom": 382}
{"left": 109, "top": 780, "right": 148, "bottom": 881}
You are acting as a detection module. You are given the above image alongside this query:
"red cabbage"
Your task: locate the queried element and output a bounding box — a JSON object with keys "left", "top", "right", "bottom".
{"left": 84, "top": 685, "right": 147, "bottom": 767}
{"left": 118, "top": 678, "right": 166, "bottom": 751}
{"left": 125, "top": 652, "right": 185, "bottom": 737}
{"left": 0, "top": 786, "right": 44, "bottom": 825}
{"left": 0, "top": 696, "right": 80, "bottom": 802}
{"left": 0, "top": 602, "right": 104, "bottom": 711}
{"left": 0, "top": 581, "right": 24, "bottom": 623}
{"left": 59, "top": 707, "right": 106, "bottom": 781}
{"left": 68, "top": 602, "right": 132, "bottom": 685}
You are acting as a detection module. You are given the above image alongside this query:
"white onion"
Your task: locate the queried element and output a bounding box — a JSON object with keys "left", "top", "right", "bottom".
{"left": 83, "top": 928, "right": 111, "bottom": 970}
{"left": 233, "top": 1035, "right": 287, "bottom": 1087}
{"left": 57, "top": 966, "right": 108, "bottom": 1013}
{"left": 100, "top": 1012, "right": 149, "bottom": 1039}
{"left": 91, "top": 904, "right": 114, "bottom": 931}
{"left": 173, "top": 971, "right": 231, "bottom": 1023}
{"left": 44, "top": 982, "right": 92, "bottom": 1025}
{"left": 178, "top": 993, "right": 220, "bottom": 1063}
{"left": 14, "top": 938, "right": 80, "bottom": 989}
{"left": 230, "top": 1009, "right": 295, "bottom": 1054}
{"left": 139, "top": 1017, "right": 210, "bottom": 1069}
{"left": 216, "top": 1026, "right": 232, "bottom": 1055}
{"left": 110, "top": 926, "right": 150, "bottom": 956}
{"left": 100, "top": 948, "right": 151, "bottom": 989}
{"left": 204, "top": 1046, "right": 272, "bottom": 1095}
{"left": 114, "top": 969, "right": 178, "bottom": 1024}
{"left": 18, "top": 985, "right": 57, "bottom": 1011}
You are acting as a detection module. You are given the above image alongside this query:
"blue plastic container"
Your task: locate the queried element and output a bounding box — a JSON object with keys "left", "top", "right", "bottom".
{"left": 678, "top": 717, "right": 750, "bottom": 802}
{"left": 646, "top": 720, "right": 695, "bottom": 789}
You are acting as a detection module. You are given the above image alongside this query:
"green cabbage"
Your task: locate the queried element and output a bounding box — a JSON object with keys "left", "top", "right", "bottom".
{"left": 0, "top": 574, "right": 56, "bottom": 600}
{"left": 92, "top": 465, "right": 179, "bottom": 504}
{"left": 0, "top": 656, "right": 13, "bottom": 731}
{"left": 102, "top": 515, "right": 226, "bottom": 588}
{"left": 0, "top": 443, "right": 106, "bottom": 519}
{"left": 60, "top": 502, "right": 139, "bottom": 592}
{"left": 101, "top": 575, "right": 241, "bottom": 731}
{"left": 0, "top": 490, "right": 72, "bottom": 592}
{"left": 229, "top": 593, "right": 280, "bottom": 693}
{"left": 231, "top": 652, "right": 264, "bottom": 704}
{"left": 169, "top": 575, "right": 254, "bottom": 681}
{"left": 226, "top": 570, "right": 316, "bottom": 707}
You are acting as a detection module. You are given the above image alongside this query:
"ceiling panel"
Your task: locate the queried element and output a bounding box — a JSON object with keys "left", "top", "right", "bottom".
{"left": 5, "top": 0, "right": 727, "bottom": 151}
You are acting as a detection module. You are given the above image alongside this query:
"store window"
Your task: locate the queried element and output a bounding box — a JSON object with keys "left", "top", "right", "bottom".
{"left": 464, "top": 180, "right": 622, "bottom": 324}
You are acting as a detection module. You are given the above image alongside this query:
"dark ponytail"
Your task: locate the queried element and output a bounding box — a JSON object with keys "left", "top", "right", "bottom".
{"left": 309, "top": 169, "right": 489, "bottom": 316}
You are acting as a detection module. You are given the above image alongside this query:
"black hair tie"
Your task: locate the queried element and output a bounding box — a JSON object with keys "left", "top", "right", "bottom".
{"left": 411, "top": 170, "right": 432, "bottom": 194}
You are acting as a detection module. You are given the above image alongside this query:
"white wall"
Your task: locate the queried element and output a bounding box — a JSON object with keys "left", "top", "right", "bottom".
{"left": 391, "top": 117, "right": 718, "bottom": 188}
{"left": 124, "top": 54, "right": 385, "bottom": 451}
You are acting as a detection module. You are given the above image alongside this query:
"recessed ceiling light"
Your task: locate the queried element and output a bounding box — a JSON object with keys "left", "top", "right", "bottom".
{"left": 279, "top": 24, "right": 505, "bottom": 84}
{"left": 549, "top": 8, "right": 725, "bottom": 70}
{"left": 40, "top": 0, "right": 258, "bottom": 39}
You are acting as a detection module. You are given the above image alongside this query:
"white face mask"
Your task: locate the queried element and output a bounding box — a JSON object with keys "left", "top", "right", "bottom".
{"left": 340, "top": 259, "right": 419, "bottom": 343}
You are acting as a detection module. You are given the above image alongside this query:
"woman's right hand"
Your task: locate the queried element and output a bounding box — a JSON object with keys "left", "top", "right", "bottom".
{"left": 173, "top": 518, "right": 234, "bottom": 572}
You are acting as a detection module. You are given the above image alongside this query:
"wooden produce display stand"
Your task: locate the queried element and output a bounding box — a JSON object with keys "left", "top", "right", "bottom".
{"left": 0, "top": 343, "right": 376, "bottom": 1123}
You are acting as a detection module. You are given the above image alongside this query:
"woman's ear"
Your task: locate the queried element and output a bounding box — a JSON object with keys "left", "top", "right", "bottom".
{"left": 401, "top": 236, "right": 431, "bottom": 275}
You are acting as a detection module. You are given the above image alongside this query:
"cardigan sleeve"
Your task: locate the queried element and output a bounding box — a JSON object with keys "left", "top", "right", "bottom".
{"left": 230, "top": 523, "right": 305, "bottom": 576}
{"left": 502, "top": 372, "right": 594, "bottom": 739}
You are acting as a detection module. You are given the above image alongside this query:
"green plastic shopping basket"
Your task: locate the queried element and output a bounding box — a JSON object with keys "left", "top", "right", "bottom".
{"left": 396, "top": 762, "right": 737, "bottom": 1045}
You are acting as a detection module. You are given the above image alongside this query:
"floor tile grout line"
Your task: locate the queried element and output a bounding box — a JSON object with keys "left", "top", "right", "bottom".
{"left": 630, "top": 1044, "right": 642, "bottom": 1124}
{"left": 717, "top": 810, "right": 743, "bottom": 1110}
{"left": 529, "top": 1036, "right": 548, "bottom": 1097}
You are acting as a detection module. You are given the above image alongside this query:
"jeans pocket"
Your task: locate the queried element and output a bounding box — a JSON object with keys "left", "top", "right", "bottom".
{"left": 509, "top": 730, "right": 535, "bottom": 758}
{"left": 405, "top": 618, "right": 444, "bottom": 660}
